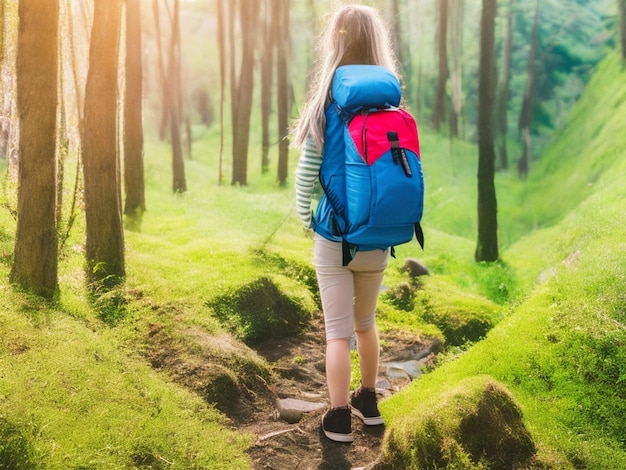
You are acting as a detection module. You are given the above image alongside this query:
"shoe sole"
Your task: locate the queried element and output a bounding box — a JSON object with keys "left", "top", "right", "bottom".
{"left": 350, "top": 406, "right": 384, "bottom": 426}
{"left": 323, "top": 429, "right": 354, "bottom": 443}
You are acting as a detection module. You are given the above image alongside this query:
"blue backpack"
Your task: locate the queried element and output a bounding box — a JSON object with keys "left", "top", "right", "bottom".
{"left": 313, "top": 65, "right": 424, "bottom": 265}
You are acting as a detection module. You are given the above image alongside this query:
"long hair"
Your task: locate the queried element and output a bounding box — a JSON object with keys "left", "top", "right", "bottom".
{"left": 291, "top": 4, "right": 399, "bottom": 152}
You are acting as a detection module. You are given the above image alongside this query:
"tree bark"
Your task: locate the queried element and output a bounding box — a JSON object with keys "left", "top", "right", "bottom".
{"left": 152, "top": 0, "right": 168, "bottom": 141}
{"left": 276, "top": 0, "right": 290, "bottom": 187}
{"left": 261, "top": 0, "right": 275, "bottom": 174}
{"left": 231, "top": 0, "right": 260, "bottom": 186}
{"left": 475, "top": 0, "right": 499, "bottom": 263}
{"left": 496, "top": 0, "right": 513, "bottom": 170}
{"left": 11, "top": 0, "right": 60, "bottom": 298}
{"left": 169, "top": 0, "right": 186, "bottom": 193}
{"left": 82, "top": 0, "right": 125, "bottom": 284}
{"left": 228, "top": 0, "right": 237, "bottom": 139}
{"left": 0, "top": 1, "right": 5, "bottom": 63}
{"left": 448, "top": 0, "right": 464, "bottom": 138}
{"left": 217, "top": 0, "right": 226, "bottom": 185}
{"left": 432, "top": 0, "right": 449, "bottom": 130}
{"left": 618, "top": 0, "right": 626, "bottom": 62}
{"left": 124, "top": 0, "right": 146, "bottom": 216}
{"left": 517, "top": 0, "right": 539, "bottom": 179}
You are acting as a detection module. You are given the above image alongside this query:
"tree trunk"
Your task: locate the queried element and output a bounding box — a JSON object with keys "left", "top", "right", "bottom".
{"left": 496, "top": 0, "right": 513, "bottom": 170}
{"left": 414, "top": 0, "right": 425, "bottom": 119}
{"left": 217, "top": 0, "right": 226, "bottom": 185}
{"left": 276, "top": 0, "right": 290, "bottom": 187}
{"left": 517, "top": 0, "right": 539, "bottom": 179}
{"left": 0, "top": 1, "right": 5, "bottom": 157}
{"left": 82, "top": 0, "right": 125, "bottom": 284}
{"left": 229, "top": 0, "right": 237, "bottom": 138}
{"left": 619, "top": 0, "right": 626, "bottom": 61}
{"left": 124, "top": 0, "right": 146, "bottom": 216}
{"left": 231, "top": 0, "right": 260, "bottom": 186}
{"left": 260, "top": 0, "right": 275, "bottom": 173}
{"left": 152, "top": 0, "right": 168, "bottom": 141}
{"left": 449, "top": 0, "right": 464, "bottom": 138}
{"left": 11, "top": 0, "right": 59, "bottom": 298}
{"left": 475, "top": 0, "right": 498, "bottom": 263}
{"left": 0, "top": 1, "right": 5, "bottom": 63}
{"left": 169, "top": 0, "right": 186, "bottom": 193}
{"left": 58, "top": 0, "right": 85, "bottom": 255}
{"left": 432, "top": 0, "right": 449, "bottom": 130}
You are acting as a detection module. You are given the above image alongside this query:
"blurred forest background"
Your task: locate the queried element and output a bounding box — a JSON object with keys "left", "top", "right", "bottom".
{"left": 2, "top": 1, "right": 626, "bottom": 468}
{"left": 0, "top": 0, "right": 621, "bottom": 297}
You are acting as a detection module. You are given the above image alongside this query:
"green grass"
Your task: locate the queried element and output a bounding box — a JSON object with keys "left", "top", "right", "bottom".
{"left": 379, "top": 51, "right": 626, "bottom": 468}
{"left": 1, "top": 47, "right": 625, "bottom": 469}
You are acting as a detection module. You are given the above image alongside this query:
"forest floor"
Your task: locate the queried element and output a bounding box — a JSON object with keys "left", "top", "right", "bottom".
{"left": 236, "top": 312, "right": 437, "bottom": 470}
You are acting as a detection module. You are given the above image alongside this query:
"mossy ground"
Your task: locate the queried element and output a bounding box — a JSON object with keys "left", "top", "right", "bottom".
{"left": 0, "top": 48, "right": 624, "bottom": 470}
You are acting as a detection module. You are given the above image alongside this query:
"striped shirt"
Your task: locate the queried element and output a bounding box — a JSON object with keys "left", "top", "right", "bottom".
{"left": 294, "top": 137, "right": 323, "bottom": 229}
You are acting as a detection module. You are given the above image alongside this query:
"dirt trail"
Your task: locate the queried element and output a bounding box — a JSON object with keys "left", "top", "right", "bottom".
{"left": 239, "top": 312, "right": 436, "bottom": 470}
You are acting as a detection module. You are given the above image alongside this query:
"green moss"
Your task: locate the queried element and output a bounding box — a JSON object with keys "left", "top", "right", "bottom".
{"left": 207, "top": 275, "right": 314, "bottom": 346}
{"left": 416, "top": 277, "right": 502, "bottom": 347}
{"left": 0, "top": 417, "right": 39, "bottom": 470}
{"left": 380, "top": 376, "right": 535, "bottom": 469}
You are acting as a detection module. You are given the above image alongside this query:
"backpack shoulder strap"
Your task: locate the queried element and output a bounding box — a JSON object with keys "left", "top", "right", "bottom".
{"left": 415, "top": 223, "right": 425, "bottom": 249}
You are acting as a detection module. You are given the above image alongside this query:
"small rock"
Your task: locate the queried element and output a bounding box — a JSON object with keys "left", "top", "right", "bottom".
{"left": 385, "top": 360, "right": 422, "bottom": 380}
{"left": 376, "top": 377, "right": 392, "bottom": 391}
{"left": 276, "top": 398, "right": 325, "bottom": 424}
{"left": 403, "top": 258, "right": 430, "bottom": 278}
{"left": 384, "top": 366, "right": 412, "bottom": 390}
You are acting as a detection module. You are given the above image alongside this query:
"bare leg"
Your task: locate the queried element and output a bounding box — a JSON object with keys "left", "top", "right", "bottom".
{"left": 326, "top": 338, "right": 351, "bottom": 407}
{"left": 355, "top": 327, "right": 379, "bottom": 389}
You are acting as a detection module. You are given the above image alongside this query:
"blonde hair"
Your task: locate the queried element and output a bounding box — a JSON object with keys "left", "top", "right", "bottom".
{"left": 291, "top": 4, "right": 399, "bottom": 152}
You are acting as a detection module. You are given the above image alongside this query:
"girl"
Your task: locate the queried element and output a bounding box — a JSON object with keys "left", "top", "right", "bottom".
{"left": 291, "top": 4, "right": 400, "bottom": 443}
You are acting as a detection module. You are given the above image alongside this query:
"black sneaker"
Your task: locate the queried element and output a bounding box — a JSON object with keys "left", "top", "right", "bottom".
{"left": 350, "top": 386, "right": 383, "bottom": 425}
{"left": 322, "top": 406, "right": 353, "bottom": 442}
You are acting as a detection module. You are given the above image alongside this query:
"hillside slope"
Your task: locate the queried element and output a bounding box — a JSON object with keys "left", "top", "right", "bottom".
{"left": 378, "top": 52, "right": 626, "bottom": 469}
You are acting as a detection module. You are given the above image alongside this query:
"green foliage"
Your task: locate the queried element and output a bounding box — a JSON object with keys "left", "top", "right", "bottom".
{"left": 381, "top": 376, "right": 536, "bottom": 469}
{"left": 415, "top": 277, "right": 503, "bottom": 347}
{"left": 207, "top": 275, "right": 314, "bottom": 346}
{"left": 0, "top": 417, "right": 39, "bottom": 470}
{"left": 0, "top": 301, "right": 253, "bottom": 469}
{"left": 252, "top": 248, "right": 321, "bottom": 307}
{"left": 0, "top": 19, "right": 623, "bottom": 466}
{"left": 88, "top": 282, "right": 129, "bottom": 325}
{"left": 380, "top": 52, "right": 626, "bottom": 469}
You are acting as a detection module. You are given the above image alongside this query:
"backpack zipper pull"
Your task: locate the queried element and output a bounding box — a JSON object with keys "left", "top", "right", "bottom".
{"left": 362, "top": 110, "right": 369, "bottom": 163}
{"left": 387, "top": 131, "right": 412, "bottom": 177}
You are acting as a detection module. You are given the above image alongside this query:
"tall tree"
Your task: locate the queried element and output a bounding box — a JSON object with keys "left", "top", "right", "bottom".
{"left": 618, "top": 0, "right": 626, "bottom": 62}
{"left": 82, "top": 0, "right": 125, "bottom": 284}
{"left": 11, "top": 0, "right": 59, "bottom": 298}
{"left": 448, "top": 0, "right": 464, "bottom": 138}
{"left": 413, "top": 0, "right": 426, "bottom": 118}
{"left": 124, "top": 0, "right": 146, "bottom": 216}
{"left": 388, "top": 0, "right": 413, "bottom": 108}
{"left": 0, "top": 0, "right": 5, "bottom": 63}
{"left": 496, "top": 0, "right": 514, "bottom": 170}
{"left": 231, "top": 0, "right": 260, "bottom": 186}
{"left": 517, "top": 0, "right": 539, "bottom": 179}
{"left": 168, "top": 0, "right": 186, "bottom": 192}
{"left": 216, "top": 0, "right": 226, "bottom": 185}
{"left": 276, "top": 0, "right": 290, "bottom": 186}
{"left": 58, "top": 0, "right": 86, "bottom": 255}
{"left": 475, "top": 0, "right": 499, "bottom": 263}
{"left": 152, "top": 0, "right": 168, "bottom": 141}
{"left": 432, "top": 0, "right": 449, "bottom": 130}
{"left": 260, "top": 0, "right": 275, "bottom": 173}
{"left": 228, "top": 0, "right": 237, "bottom": 144}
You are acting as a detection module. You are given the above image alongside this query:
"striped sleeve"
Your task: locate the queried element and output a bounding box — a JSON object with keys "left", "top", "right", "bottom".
{"left": 294, "top": 137, "right": 323, "bottom": 229}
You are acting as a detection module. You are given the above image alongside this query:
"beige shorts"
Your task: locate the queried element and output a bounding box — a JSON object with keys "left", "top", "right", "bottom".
{"left": 314, "top": 234, "right": 390, "bottom": 341}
